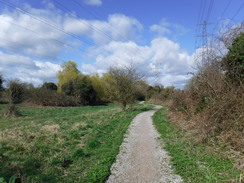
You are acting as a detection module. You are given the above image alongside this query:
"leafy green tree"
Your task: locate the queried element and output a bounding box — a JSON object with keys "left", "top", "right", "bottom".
{"left": 134, "top": 80, "right": 150, "bottom": 101}
{"left": 75, "top": 76, "right": 97, "bottom": 105}
{"left": 42, "top": 82, "right": 58, "bottom": 91}
{"left": 90, "top": 74, "right": 107, "bottom": 102}
{"left": 222, "top": 32, "right": 244, "bottom": 85}
{"left": 57, "top": 61, "right": 80, "bottom": 91}
{"left": 62, "top": 76, "right": 97, "bottom": 105}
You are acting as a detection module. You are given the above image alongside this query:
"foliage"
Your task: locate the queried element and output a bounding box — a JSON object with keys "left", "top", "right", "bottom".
{"left": 155, "top": 29, "right": 244, "bottom": 170}
{"left": 61, "top": 76, "right": 97, "bottom": 105}
{"left": 0, "top": 103, "right": 152, "bottom": 183}
{"left": 26, "top": 88, "right": 78, "bottom": 106}
{"left": 134, "top": 80, "right": 149, "bottom": 101}
{"left": 0, "top": 75, "right": 3, "bottom": 91}
{"left": 6, "top": 80, "right": 26, "bottom": 104}
{"left": 57, "top": 61, "right": 80, "bottom": 91}
{"left": 3, "top": 104, "right": 21, "bottom": 117}
{"left": 107, "top": 65, "right": 143, "bottom": 110}
{"left": 42, "top": 82, "right": 57, "bottom": 91}
{"left": 153, "top": 107, "right": 241, "bottom": 182}
{"left": 0, "top": 75, "right": 4, "bottom": 100}
{"left": 222, "top": 32, "right": 244, "bottom": 85}
{"left": 90, "top": 74, "right": 107, "bottom": 102}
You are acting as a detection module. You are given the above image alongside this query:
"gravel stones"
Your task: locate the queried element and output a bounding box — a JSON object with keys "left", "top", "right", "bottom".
{"left": 106, "top": 106, "right": 183, "bottom": 183}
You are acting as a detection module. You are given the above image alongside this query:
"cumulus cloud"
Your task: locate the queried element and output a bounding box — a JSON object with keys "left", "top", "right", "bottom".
{"left": 0, "top": 7, "right": 66, "bottom": 59}
{"left": 64, "top": 14, "right": 143, "bottom": 44}
{"left": 84, "top": 0, "right": 103, "bottom": 6}
{"left": 0, "top": 2, "right": 195, "bottom": 88}
{"left": 81, "top": 37, "right": 195, "bottom": 88}
{"left": 0, "top": 51, "right": 61, "bottom": 85}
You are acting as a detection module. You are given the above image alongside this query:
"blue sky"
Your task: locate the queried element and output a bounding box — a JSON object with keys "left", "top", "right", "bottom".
{"left": 0, "top": 0, "right": 243, "bottom": 88}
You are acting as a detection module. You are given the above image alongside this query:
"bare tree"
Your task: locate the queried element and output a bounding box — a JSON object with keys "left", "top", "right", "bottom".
{"left": 107, "top": 65, "right": 143, "bottom": 110}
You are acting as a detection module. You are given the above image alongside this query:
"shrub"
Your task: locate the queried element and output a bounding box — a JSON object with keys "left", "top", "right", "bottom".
{"left": 42, "top": 82, "right": 57, "bottom": 91}
{"left": 26, "top": 88, "right": 78, "bottom": 106}
{"left": 222, "top": 32, "right": 244, "bottom": 85}
{"left": 61, "top": 76, "right": 97, "bottom": 105}
{"left": 6, "top": 80, "right": 26, "bottom": 104}
{"left": 3, "top": 104, "right": 21, "bottom": 117}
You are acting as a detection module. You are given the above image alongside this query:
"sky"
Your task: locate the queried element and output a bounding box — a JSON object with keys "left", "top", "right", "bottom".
{"left": 0, "top": 0, "right": 243, "bottom": 88}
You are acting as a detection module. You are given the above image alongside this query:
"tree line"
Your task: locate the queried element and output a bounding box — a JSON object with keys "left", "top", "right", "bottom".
{"left": 0, "top": 61, "right": 172, "bottom": 111}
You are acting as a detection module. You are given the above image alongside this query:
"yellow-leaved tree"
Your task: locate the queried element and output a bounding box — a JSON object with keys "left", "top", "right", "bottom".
{"left": 57, "top": 61, "right": 80, "bottom": 91}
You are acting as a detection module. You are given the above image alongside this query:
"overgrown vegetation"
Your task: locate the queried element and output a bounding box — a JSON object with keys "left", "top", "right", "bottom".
{"left": 150, "top": 26, "right": 244, "bottom": 171}
{"left": 153, "top": 107, "right": 242, "bottom": 182}
{"left": 0, "top": 103, "right": 152, "bottom": 183}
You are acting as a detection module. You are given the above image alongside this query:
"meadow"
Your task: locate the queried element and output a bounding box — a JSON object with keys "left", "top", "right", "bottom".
{"left": 0, "top": 103, "right": 152, "bottom": 183}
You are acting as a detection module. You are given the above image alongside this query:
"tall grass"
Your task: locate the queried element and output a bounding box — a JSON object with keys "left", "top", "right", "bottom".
{"left": 153, "top": 107, "right": 242, "bottom": 182}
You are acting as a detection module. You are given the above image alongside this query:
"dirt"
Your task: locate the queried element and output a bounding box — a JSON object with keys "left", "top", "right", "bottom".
{"left": 106, "top": 106, "right": 183, "bottom": 183}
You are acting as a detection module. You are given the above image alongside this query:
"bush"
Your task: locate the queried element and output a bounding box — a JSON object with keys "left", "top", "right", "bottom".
{"left": 26, "top": 88, "right": 78, "bottom": 106}
{"left": 42, "top": 82, "right": 57, "bottom": 91}
{"left": 3, "top": 104, "right": 21, "bottom": 117}
{"left": 222, "top": 32, "right": 244, "bottom": 85}
{"left": 6, "top": 80, "right": 26, "bottom": 104}
{"left": 61, "top": 76, "right": 97, "bottom": 105}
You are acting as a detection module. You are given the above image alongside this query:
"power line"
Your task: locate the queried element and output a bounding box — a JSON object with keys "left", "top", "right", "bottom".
{"left": 0, "top": 38, "right": 66, "bottom": 63}
{"left": 53, "top": 0, "right": 117, "bottom": 43}
{"left": 220, "top": 0, "right": 232, "bottom": 18}
{"left": 231, "top": 1, "right": 244, "bottom": 20}
{"left": 205, "top": 0, "right": 214, "bottom": 21}
{"left": 6, "top": 21, "right": 73, "bottom": 49}
{"left": 70, "top": 0, "right": 129, "bottom": 42}
{"left": 0, "top": 0, "right": 96, "bottom": 47}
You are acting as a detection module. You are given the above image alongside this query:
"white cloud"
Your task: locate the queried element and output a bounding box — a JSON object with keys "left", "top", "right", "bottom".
{"left": 84, "top": 0, "right": 103, "bottom": 6}
{"left": 0, "top": 7, "right": 66, "bottom": 59}
{"left": 150, "top": 19, "right": 171, "bottom": 35}
{"left": 150, "top": 19, "right": 189, "bottom": 37}
{"left": 0, "top": 3, "right": 195, "bottom": 88}
{"left": 81, "top": 37, "right": 195, "bottom": 88}
{"left": 64, "top": 14, "right": 143, "bottom": 44}
{"left": 0, "top": 51, "right": 61, "bottom": 85}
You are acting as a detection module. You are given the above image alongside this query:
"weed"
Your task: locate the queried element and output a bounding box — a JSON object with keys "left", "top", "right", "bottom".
{"left": 153, "top": 107, "right": 242, "bottom": 182}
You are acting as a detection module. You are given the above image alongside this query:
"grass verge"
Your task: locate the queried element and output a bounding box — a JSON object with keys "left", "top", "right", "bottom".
{"left": 0, "top": 103, "right": 153, "bottom": 183}
{"left": 153, "top": 106, "right": 242, "bottom": 183}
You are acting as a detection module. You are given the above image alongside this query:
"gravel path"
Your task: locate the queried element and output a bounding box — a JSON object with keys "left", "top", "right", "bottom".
{"left": 106, "top": 106, "right": 183, "bottom": 183}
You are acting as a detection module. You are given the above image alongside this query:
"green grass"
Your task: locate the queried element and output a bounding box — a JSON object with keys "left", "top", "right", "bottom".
{"left": 0, "top": 103, "right": 153, "bottom": 183}
{"left": 153, "top": 106, "right": 242, "bottom": 183}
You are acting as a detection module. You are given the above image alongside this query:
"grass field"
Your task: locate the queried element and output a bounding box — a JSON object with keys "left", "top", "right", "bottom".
{"left": 0, "top": 103, "right": 153, "bottom": 183}
{"left": 153, "top": 106, "right": 242, "bottom": 183}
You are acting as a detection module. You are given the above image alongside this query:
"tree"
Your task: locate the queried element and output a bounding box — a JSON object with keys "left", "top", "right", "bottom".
{"left": 6, "top": 79, "right": 26, "bottom": 104}
{"left": 90, "top": 74, "right": 107, "bottom": 102}
{"left": 107, "top": 65, "right": 143, "bottom": 110}
{"left": 61, "top": 76, "right": 97, "bottom": 105}
{"left": 0, "top": 75, "right": 4, "bottom": 99}
{"left": 134, "top": 80, "right": 150, "bottom": 101}
{"left": 57, "top": 61, "right": 80, "bottom": 91}
{"left": 42, "top": 82, "right": 58, "bottom": 91}
{"left": 222, "top": 32, "right": 244, "bottom": 85}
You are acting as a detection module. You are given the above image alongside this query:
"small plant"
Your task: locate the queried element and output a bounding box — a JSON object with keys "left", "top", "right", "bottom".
{"left": 0, "top": 177, "right": 15, "bottom": 183}
{"left": 3, "top": 104, "right": 21, "bottom": 117}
